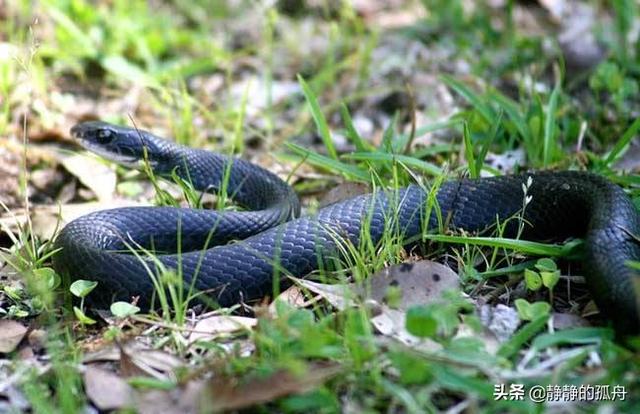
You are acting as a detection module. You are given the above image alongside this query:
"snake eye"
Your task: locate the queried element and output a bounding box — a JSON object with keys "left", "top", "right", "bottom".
{"left": 96, "top": 129, "right": 114, "bottom": 144}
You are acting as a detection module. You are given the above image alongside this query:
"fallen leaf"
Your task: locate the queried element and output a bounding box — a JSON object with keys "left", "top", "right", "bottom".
{"left": 293, "top": 278, "right": 357, "bottom": 310}
{"left": 189, "top": 315, "right": 257, "bottom": 344}
{"left": 366, "top": 260, "right": 460, "bottom": 310}
{"left": 371, "top": 307, "right": 442, "bottom": 351}
{"left": 83, "top": 342, "right": 184, "bottom": 380}
{"left": 60, "top": 152, "right": 117, "bottom": 202}
{"left": 26, "top": 201, "right": 141, "bottom": 240}
{"left": 134, "top": 381, "right": 203, "bottom": 414}
{"left": 269, "top": 285, "right": 315, "bottom": 316}
{"left": 366, "top": 261, "right": 459, "bottom": 349}
{"left": 201, "top": 362, "right": 341, "bottom": 411}
{"left": 83, "top": 344, "right": 125, "bottom": 363}
{"left": 0, "top": 320, "right": 28, "bottom": 353}
{"left": 119, "top": 342, "right": 185, "bottom": 379}
{"left": 297, "top": 261, "right": 459, "bottom": 311}
{"left": 297, "top": 261, "right": 460, "bottom": 349}
{"left": 84, "top": 365, "right": 133, "bottom": 411}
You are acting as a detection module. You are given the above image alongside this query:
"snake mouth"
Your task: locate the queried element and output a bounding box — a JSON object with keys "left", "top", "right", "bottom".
{"left": 80, "top": 140, "right": 141, "bottom": 167}
{"left": 70, "top": 122, "right": 143, "bottom": 167}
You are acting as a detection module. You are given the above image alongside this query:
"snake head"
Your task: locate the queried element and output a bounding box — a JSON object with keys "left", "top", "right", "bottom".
{"left": 71, "top": 121, "right": 165, "bottom": 168}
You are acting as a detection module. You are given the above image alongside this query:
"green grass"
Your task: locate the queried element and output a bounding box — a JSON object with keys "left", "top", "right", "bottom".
{"left": 1, "top": 0, "right": 639, "bottom": 412}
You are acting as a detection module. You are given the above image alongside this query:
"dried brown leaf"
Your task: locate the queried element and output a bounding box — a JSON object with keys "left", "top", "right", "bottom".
{"left": 269, "top": 285, "right": 314, "bottom": 315}
{"left": 293, "top": 278, "right": 357, "bottom": 310}
{"left": 134, "top": 380, "right": 203, "bottom": 414}
{"left": 367, "top": 260, "right": 459, "bottom": 310}
{"left": 368, "top": 261, "right": 459, "bottom": 349}
{"left": 119, "top": 342, "right": 184, "bottom": 379}
{"left": 0, "top": 320, "right": 28, "bottom": 353}
{"left": 26, "top": 201, "right": 141, "bottom": 240}
{"left": 84, "top": 365, "right": 133, "bottom": 411}
{"left": 189, "top": 315, "right": 257, "bottom": 343}
{"left": 60, "top": 153, "right": 116, "bottom": 202}
{"left": 202, "top": 362, "right": 341, "bottom": 412}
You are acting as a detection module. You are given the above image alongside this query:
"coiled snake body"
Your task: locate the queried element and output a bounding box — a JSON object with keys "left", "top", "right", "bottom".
{"left": 53, "top": 122, "right": 640, "bottom": 333}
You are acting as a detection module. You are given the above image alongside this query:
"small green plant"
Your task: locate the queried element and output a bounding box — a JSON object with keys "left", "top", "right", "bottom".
{"left": 589, "top": 61, "right": 639, "bottom": 115}
{"left": 523, "top": 268, "right": 543, "bottom": 290}
{"left": 406, "top": 306, "right": 438, "bottom": 338}
{"left": 69, "top": 279, "right": 98, "bottom": 325}
{"left": 22, "top": 326, "right": 87, "bottom": 412}
{"left": 611, "top": 0, "right": 638, "bottom": 66}
{"left": 0, "top": 203, "right": 61, "bottom": 318}
{"left": 42, "top": 0, "right": 222, "bottom": 84}
{"left": 110, "top": 301, "right": 140, "bottom": 318}
{"left": 443, "top": 74, "right": 566, "bottom": 168}
{"left": 514, "top": 298, "right": 551, "bottom": 321}
{"left": 523, "top": 257, "right": 560, "bottom": 292}
{"left": 406, "top": 290, "right": 472, "bottom": 339}
{"left": 388, "top": 350, "right": 433, "bottom": 385}
{"left": 287, "top": 78, "right": 451, "bottom": 185}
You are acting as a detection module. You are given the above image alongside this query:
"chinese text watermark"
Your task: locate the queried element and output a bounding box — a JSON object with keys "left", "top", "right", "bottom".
{"left": 493, "top": 384, "right": 627, "bottom": 403}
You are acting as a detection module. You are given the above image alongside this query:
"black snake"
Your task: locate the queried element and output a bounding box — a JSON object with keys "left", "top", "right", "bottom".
{"left": 52, "top": 122, "right": 640, "bottom": 333}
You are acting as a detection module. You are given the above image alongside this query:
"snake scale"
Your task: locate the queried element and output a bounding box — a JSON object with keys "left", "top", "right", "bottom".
{"left": 52, "top": 122, "right": 640, "bottom": 333}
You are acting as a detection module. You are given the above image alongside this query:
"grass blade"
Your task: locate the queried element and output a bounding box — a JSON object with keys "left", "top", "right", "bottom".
{"left": 498, "top": 314, "right": 550, "bottom": 358}
{"left": 490, "top": 91, "right": 531, "bottom": 143}
{"left": 382, "top": 113, "right": 398, "bottom": 153}
{"left": 441, "top": 75, "right": 496, "bottom": 124}
{"left": 102, "top": 55, "right": 159, "bottom": 89}
{"left": 422, "top": 234, "right": 580, "bottom": 257}
{"left": 45, "top": 5, "right": 96, "bottom": 58}
{"left": 286, "top": 143, "right": 370, "bottom": 181}
{"left": 298, "top": 74, "right": 337, "bottom": 159}
{"left": 344, "top": 152, "right": 442, "bottom": 176}
{"left": 604, "top": 117, "right": 640, "bottom": 166}
{"left": 532, "top": 327, "right": 613, "bottom": 350}
{"left": 543, "top": 83, "right": 561, "bottom": 167}
{"left": 462, "top": 122, "right": 478, "bottom": 178}
{"left": 397, "top": 119, "right": 464, "bottom": 145}
{"left": 474, "top": 109, "right": 503, "bottom": 177}
{"left": 340, "top": 103, "right": 371, "bottom": 152}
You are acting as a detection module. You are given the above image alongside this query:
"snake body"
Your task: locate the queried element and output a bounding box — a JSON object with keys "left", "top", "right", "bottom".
{"left": 53, "top": 122, "right": 640, "bottom": 333}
